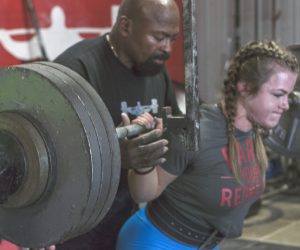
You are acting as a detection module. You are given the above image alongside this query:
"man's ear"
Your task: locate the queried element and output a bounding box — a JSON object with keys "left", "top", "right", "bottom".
{"left": 118, "top": 16, "right": 132, "bottom": 37}
{"left": 237, "top": 81, "right": 247, "bottom": 96}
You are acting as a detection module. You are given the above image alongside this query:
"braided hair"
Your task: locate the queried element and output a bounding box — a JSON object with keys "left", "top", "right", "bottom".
{"left": 222, "top": 40, "right": 299, "bottom": 182}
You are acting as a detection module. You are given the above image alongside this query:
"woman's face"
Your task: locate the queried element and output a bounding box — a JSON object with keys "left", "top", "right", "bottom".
{"left": 241, "top": 68, "right": 298, "bottom": 129}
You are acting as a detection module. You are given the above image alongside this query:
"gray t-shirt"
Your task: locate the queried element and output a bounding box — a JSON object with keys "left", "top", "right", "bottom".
{"left": 154, "top": 104, "right": 265, "bottom": 238}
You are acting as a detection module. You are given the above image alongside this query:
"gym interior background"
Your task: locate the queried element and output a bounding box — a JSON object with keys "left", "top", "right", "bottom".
{"left": 0, "top": 0, "right": 300, "bottom": 249}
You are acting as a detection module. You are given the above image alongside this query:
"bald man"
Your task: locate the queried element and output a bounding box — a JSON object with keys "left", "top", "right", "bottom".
{"left": 54, "top": 0, "right": 181, "bottom": 249}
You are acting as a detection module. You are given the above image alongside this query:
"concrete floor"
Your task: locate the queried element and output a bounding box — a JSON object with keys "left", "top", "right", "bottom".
{"left": 219, "top": 186, "right": 300, "bottom": 250}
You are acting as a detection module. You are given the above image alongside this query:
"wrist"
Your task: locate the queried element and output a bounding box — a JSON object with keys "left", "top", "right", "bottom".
{"left": 133, "top": 166, "right": 155, "bottom": 175}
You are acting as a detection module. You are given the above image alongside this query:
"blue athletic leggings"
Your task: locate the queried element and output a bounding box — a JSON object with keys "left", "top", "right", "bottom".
{"left": 116, "top": 207, "right": 220, "bottom": 250}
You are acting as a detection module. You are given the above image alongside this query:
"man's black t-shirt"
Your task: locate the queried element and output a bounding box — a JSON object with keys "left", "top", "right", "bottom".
{"left": 54, "top": 34, "right": 179, "bottom": 124}
{"left": 54, "top": 34, "right": 180, "bottom": 250}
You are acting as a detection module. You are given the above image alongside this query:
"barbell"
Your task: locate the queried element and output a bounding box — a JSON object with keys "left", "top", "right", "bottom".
{"left": 0, "top": 61, "right": 299, "bottom": 248}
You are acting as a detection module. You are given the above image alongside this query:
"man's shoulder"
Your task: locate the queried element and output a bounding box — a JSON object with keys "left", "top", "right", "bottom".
{"left": 54, "top": 36, "right": 105, "bottom": 62}
{"left": 71, "top": 36, "right": 104, "bottom": 51}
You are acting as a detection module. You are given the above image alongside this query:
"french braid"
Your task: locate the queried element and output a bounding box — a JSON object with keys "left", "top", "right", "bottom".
{"left": 222, "top": 40, "right": 299, "bottom": 183}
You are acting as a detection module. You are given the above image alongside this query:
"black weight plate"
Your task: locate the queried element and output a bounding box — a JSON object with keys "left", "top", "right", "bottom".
{"left": 31, "top": 62, "right": 120, "bottom": 237}
{"left": 21, "top": 63, "right": 106, "bottom": 240}
{"left": 37, "top": 62, "right": 120, "bottom": 234}
{"left": 0, "top": 65, "right": 103, "bottom": 247}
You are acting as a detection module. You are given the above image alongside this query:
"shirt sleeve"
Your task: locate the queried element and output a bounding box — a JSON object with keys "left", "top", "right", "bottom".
{"left": 162, "top": 70, "right": 182, "bottom": 116}
{"left": 160, "top": 130, "right": 191, "bottom": 175}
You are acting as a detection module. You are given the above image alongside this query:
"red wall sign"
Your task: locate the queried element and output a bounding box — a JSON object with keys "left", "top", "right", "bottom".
{"left": 0, "top": 0, "right": 184, "bottom": 83}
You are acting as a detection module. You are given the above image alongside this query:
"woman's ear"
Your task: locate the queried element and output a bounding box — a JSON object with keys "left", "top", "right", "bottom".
{"left": 237, "top": 81, "right": 247, "bottom": 96}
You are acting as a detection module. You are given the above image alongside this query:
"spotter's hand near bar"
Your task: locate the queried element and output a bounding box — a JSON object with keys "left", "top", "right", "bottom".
{"left": 119, "top": 112, "right": 168, "bottom": 170}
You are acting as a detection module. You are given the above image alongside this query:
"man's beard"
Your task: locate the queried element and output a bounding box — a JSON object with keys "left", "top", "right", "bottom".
{"left": 132, "top": 51, "right": 170, "bottom": 76}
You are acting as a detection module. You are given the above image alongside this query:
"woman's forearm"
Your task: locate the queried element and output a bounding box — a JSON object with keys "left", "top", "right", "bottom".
{"left": 128, "top": 166, "right": 160, "bottom": 203}
{"left": 128, "top": 165, "right": 177, "bottom": 203}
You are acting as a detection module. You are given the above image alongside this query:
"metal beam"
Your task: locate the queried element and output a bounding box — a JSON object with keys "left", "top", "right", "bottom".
{"left": 182, "top": 0, "right": 201, "bottom": 151}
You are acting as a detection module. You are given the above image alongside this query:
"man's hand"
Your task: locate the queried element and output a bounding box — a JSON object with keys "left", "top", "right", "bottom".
{"left": 119, "top": 113, "right": 168, "bottom": 169}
